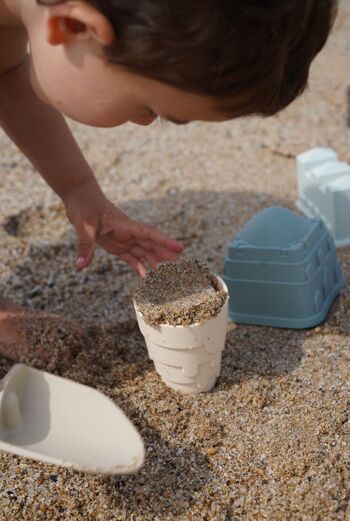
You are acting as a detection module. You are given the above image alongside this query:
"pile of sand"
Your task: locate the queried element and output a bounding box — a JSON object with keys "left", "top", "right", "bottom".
{"left": 134, "top": 259, "right": 227, "bottom": 327}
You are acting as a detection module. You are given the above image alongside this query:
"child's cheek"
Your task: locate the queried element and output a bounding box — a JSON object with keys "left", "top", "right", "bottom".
{"left": 28, "top": 58, "right": 46, "bottom": 104}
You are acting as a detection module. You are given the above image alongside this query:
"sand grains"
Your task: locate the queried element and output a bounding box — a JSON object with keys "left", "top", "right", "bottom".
{"left": 134, "top": 258, "right": 227, "bottom": 328}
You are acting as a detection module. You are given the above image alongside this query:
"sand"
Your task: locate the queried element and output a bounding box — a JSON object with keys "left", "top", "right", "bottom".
{"left": 134, "top": 259, "right": 227, "bottom": 327}
{"left": 0, "top": 3, "right": 349, "bottom": 519}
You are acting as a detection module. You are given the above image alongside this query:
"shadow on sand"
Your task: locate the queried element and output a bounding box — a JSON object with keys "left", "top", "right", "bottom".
{"left": 0, "top": 189, "right": 348, "bottom": 516}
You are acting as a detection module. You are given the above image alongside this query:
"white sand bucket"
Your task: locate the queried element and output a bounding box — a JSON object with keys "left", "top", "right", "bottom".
{"left": 153, "top": 359, "right": 221, "bottom": 394}
{"left": 134, "top": 276, "right": 228, "bottom": 394}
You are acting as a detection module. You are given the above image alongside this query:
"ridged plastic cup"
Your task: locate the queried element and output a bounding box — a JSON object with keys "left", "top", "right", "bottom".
{"left": 134, "top": 276, "right": 228, "bottom": 394}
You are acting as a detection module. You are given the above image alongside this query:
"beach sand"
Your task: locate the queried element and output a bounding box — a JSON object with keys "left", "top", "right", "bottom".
{"left": 134, "top": 259, "right": 227, "bottom": 327}
{"left": 0, "top": 3, "right": 349, "bottom": 519}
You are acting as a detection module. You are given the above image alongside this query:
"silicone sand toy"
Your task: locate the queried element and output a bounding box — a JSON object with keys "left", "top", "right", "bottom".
{"left": 224, "top": 207, "right": 345, "bottom": 328}
{"left": 296, "top": 147, "right": 350, "bottom": 247}
{"left": 0, "top": 364, "right": 144, "bottom": 474}
{"left": 134, "top": 259, "right": 229, "bottom": 394}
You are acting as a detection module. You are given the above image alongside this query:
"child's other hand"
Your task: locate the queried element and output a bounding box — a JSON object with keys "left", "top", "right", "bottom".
{"left": 64, "top": 180, "right": 184, "bottom": 277}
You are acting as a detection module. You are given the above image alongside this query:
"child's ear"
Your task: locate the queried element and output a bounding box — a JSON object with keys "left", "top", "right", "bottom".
{"left": 45, "top": 1, "right": 115, "bottom": 46}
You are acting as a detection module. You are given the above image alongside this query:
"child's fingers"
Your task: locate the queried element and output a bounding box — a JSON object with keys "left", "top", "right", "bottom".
{"left": 75, "top": 221, "right": 97, "bottom": 269}
{"left": 119, "top": 253, "right": 147, "bottom": 278}
{"left": 131, "top": 222, "right": 184, "bottom": 252}
{"left": 145, "top": 253, "right": 160, "bottom": 270}
{"left": 153, "top": 246, "right": 179, "bottom": 262}
{"left": 129, "top": 247, "right": 158, "bottom": 270}
{"left": 130, "top": 246, "right": 159, "bottom": 270}
{"left": 137, "top": 240, "right": 181, "bottom": 260}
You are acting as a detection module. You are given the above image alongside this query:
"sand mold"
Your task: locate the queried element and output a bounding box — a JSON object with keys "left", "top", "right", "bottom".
{"left": 134, "top": 259, "right": 227, "bottom": 327}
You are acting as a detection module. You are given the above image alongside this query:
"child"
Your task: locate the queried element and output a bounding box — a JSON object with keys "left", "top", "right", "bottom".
{"left": 0, "top": 0, "right": 337, "bottom": 363}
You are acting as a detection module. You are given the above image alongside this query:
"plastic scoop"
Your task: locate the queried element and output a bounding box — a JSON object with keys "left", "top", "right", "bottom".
{"left": 0, "top": 364, "right": 144, "bottom": 474}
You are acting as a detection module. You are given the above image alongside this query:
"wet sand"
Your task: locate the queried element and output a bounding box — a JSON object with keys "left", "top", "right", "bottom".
{"left": 134, "top": 259, "right": 227, "bottom": 327}
{"left": 0, "top": 3, "right": 349, "bottom": 519}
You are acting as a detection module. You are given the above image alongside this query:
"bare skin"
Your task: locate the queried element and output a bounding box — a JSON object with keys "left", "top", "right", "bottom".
{"left": 0, "top": 298, "right": 86, "bottom": 368}
{"left": 0, "top": 0, "right": 229, "bottom": 363}
{"left": 0, "top": 299, "right": 27, "bottom": 361}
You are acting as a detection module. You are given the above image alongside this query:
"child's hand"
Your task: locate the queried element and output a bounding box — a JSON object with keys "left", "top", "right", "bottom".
{"left": 63, "top": 180, "right": 184, "bottom": 277}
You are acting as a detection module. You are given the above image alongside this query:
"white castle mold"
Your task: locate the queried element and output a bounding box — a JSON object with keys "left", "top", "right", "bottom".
{"left": 134, "top": 276, "right": 228, "bottom": 394}
{"left": 296, "top": 147, "right": 350, "bottom": 247}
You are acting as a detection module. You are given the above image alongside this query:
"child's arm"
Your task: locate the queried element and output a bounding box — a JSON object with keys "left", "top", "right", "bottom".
{"left": 0, "top": 57, "right": 183, "bottom": 276}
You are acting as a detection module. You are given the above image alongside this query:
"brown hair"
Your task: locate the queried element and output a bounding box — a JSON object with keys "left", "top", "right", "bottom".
{"left": 38, "top": 0, "right": 338, "bottom": 117}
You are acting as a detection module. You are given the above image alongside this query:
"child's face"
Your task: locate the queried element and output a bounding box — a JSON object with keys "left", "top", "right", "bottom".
{"left": 28, "top": 20, "right": 228, "bottom": 128}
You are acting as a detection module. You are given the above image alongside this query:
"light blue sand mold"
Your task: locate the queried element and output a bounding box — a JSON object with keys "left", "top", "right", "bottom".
{"left": 223, "top": 207, "right": 345, "bottom": 329}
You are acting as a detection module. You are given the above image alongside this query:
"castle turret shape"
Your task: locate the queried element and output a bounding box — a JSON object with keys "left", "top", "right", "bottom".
{"left": 296, "top": 147, "right": 350, "bottom": 247}
{"left": 223, "top": 207, "right": 345, "bottom": 329}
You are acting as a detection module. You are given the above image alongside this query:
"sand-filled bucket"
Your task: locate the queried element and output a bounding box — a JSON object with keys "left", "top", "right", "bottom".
{"left": 134, "top": 276, "right": 228, "bottom": 394}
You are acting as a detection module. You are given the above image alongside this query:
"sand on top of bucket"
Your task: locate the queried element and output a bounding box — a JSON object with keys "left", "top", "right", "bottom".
{"left": 133, "top": 258, "right": 228, "bottom": 328}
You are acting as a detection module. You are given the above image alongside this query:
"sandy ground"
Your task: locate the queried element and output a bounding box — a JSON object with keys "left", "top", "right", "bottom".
{"left": 0, "top": 3, "right": 350, "bottom": 520}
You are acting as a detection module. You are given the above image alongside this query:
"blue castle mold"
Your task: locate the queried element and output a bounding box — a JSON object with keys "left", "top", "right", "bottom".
{"left": 223, "top": 207, "right": 345, "bottom": 329}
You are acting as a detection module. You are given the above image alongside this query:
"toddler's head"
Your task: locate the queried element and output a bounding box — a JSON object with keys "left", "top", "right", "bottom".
{"left": 30, "top": 0, "right": 337, "bottom": 127}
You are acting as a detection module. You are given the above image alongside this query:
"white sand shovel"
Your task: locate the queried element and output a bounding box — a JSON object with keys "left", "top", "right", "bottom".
{"left": 0, "top": 364, "right": 144, "bottom": 474}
